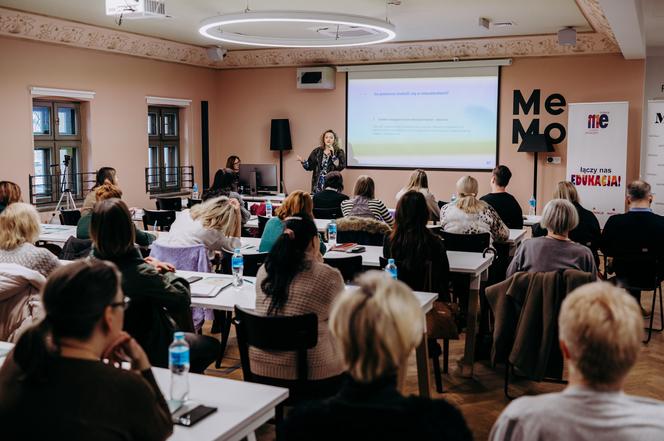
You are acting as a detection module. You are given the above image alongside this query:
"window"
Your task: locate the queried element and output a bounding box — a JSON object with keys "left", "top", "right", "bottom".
{"left": 32, "top": 101, "right": 82, "bottom": 199}
{"left": 148, "top": 106, "right": 180, "bottom": 191}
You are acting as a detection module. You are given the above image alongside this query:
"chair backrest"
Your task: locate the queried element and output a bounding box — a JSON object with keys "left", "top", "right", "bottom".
{"left": 336, "top": 230, "right": 385, "bottom": 246}
{"left": 59, "top": 237, "right": 92, "bottom": 260}
{"left": 35, "top": 241, "right": 63, "bottom": 257}
{"left": 612, "top": 251, "right": 660, "bottom": 291}
{"left": 257, "top": 215, "right": 270, "bottom": 237}
{"left": 220, "top": 250, "right": 268, "bottom": 277}
{"left": 437, "top": 200, "right": 447, "bottom": 209}
{"left": 324, "top": 255, "right": 363, "bottom": 282}
{"left": 233, "top": 306, "right": 317, "bottom": 383}
{"left": 59, "top": 209, "right": 81, "bottom": 226}
{"left": 441, "top": 231, "right": 490, "bottom": 253}
{"left": 313, "top": 207, "right": 341, "bottom": 220}
{"left": 336, "top": 216, "right": 390, "bottom": 246}
{"left": 156, "top": 197, "right": 182, "bottom": 211}
{"left": 142, "top": 209, "right": 177, "bottom": 231}
{"left": 187, "top": 198, "right": 202, "bottom": 209}
{"left": 149, "top": 243, "right": 210, "bottom": 273}
{"left": 379, "top": 256, "right": 433, "bottom": 292}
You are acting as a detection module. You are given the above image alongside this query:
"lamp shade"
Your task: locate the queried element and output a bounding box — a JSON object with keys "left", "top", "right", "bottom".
{"left": 517, "top": 133, "right": 554, "bottom": 153}
{"left": 270, "top": 119, "right": 292, "bottom": 151}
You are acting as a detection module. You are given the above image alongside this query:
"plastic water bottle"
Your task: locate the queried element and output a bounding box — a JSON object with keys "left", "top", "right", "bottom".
{"left": 528, "top": 196, "right": 536, "bottom": 216}
{"left": 265, "top": 200, "right": 273, "bottom": 218}
{"left": 328, "top": 219, "right": 337, "bottom": 247}
{"left": 450, "top": 193, "right": 457, "bottom": 204}
{"left": 169, "top": 332, "right": 190, "bottom": 406}
{"left": 232, "top": 248, "right": 244, "bottom": 287}
{"left": 192, "top": 183, "right": 199, "bottom": 200}
{"left": 385, "top": 258, "right": 398, "bottom": 280}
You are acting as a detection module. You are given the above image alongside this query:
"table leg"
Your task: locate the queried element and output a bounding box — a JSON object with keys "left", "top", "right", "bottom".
{"left": 461, "top": 274, "right": 481, "bottom": 377}
{"left": 415, "top": 329, "right": 432, "bottom": 398}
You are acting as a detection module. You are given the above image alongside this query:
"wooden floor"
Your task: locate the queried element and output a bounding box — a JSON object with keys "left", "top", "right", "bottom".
{"left": 203, "top": 290, "right": 664, "bottom": 441}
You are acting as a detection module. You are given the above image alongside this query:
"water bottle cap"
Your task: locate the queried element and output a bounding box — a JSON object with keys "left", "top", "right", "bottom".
{"left": 234, "top": 248, "right": 241, "bottom": 253}
{"left": 388, "top": 258, "right": 395, "bottom": 264}
{"left": 174, "top": 331, "right": 185, "bottom": 340}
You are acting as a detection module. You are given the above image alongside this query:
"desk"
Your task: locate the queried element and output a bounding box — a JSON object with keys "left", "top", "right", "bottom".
{"left": 39, "top": 224, "right": 76, "bottom": 246}
{"left": 523, "top": 215, "right": 541, "bottom": 227}
{"left": 245, "top": 216, "right": 330, "bottom": 234}
{"left": 241, "top": 194, "right": 286, "bottom": 203}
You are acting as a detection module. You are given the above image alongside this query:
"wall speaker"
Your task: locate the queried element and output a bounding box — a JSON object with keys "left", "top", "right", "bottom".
{"left": 206, "top": 47, "right": 227, "bottom": 61}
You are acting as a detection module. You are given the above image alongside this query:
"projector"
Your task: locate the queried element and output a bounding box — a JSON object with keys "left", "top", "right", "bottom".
{"left": 106, "top": 0, "right": 167, "bottom": 19}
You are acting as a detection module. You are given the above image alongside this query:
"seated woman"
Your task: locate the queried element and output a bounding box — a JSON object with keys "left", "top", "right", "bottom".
{"left": 90, "top": 198, "right": 219, "bottom": 373}
{"left": 0, "top": 202, "right": 60, "bottom": 277}
{"left": 340, "top": 175, "right": 394, "bottom": 226}
{"left": 440, "top": 176, "right": 509, "bottom": 243}
{"left": 0, "top": 180, "right": 22, "bottom": 214}
{"left": 254, "top": 216, "right": 344, "bottom": 382}
{"left": 312, "top": 171, "right": 348, "bottom": 213}
{"left": 0, "top": 260, "right": 172, "bottom": 440}
{"left": 383, "top": 191, "right": 450, "bottom": 298}
{"left": 507, "top": 198, "right": 598, "bottom": 279}
{"left": 155, "top": 195, "right": 241, "bottom": 258}
{"left": 279, "top": 271, "right": 472, "bottom": 441}
{"left": 81, "top": 167, "right": 117, "bottom": 216}
{"left": 202, "top": 169, "right": 250, "bottom": 224}
{"left": 395, "top": 169, "right": 440, "bottom": 222}
{"left": 531, "top": 181, "right": 601, "bottom": 264}
{"left": 76, "top": 183, "right": 156, "bottom": 247}
{"left": 259, "top": 190, "right": 326, "bottom": 254}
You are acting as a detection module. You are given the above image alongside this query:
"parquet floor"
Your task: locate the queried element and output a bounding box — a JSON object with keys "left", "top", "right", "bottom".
{"left": 203, "top": 289, "right": 664, "bottom": 441}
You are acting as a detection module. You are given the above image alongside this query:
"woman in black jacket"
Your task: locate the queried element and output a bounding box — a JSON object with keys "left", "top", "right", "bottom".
{"left": 296, "top": 129, "right": 346, "bottom": 193}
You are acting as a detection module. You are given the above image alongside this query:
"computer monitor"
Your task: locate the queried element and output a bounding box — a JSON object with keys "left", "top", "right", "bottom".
{"left": 238, "top": 164, "right": 278, "bottom": 194}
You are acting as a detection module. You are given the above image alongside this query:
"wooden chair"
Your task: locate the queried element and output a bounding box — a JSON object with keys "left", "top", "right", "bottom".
{"left": 59, "top": 209, "right": 81, "bottom": 226}
{"left": 324, "top": 255, "right": 363, "bottom": 282}
{"left": 313, "top": 207, "right": 341, "bottom": 220}
{"left": 234, "top": 306, "right": 339, "bottom": 422}
{"left": 155, "top": 197, "right": 182, "bottom": 211}
{"left": 142, "top": 209, "right": 176, "bottom": 232}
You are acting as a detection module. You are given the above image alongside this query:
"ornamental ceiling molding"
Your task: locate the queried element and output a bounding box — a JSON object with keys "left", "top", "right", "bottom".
{"left": 575, "top": 0, "right": 618, "bottom": 46}
{"left": 0, "top": 7, "right": 620, "bottom": 70}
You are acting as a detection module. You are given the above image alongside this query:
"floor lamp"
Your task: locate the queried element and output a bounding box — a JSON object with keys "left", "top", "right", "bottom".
{"left": 517, "top": 133, "right": 554, "bottom": 212}
{"left": 270, "top": 119, "right": 292, "bottom": 194}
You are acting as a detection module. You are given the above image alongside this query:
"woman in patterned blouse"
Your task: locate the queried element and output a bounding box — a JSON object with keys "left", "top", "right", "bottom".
{"left": 297, "top": 129, "right": 346, "bottom": 194}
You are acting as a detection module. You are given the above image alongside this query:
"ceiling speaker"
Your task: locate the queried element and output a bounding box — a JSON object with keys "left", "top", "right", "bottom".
{"left": 558, "top": 28, "right": 576, "bottom": 46}
{"left": 206, "top": 47, "right": 227, "bottom": 61}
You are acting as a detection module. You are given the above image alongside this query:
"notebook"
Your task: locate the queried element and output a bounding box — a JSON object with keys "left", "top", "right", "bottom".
{"left": 189, "top": 279, "right": 232, "bottom": 298}
{"left": 329, "top": 243, "right": 357, "bottom": 252}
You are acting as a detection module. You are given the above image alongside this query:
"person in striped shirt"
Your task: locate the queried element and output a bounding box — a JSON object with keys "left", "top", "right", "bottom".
{"left": 341, "top": 175, "right": 394, "bottom": 227}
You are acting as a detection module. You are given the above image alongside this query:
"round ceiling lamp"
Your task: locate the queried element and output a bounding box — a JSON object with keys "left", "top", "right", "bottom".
{"left": 199, "top": 11, "right": 396, "bottom": 48}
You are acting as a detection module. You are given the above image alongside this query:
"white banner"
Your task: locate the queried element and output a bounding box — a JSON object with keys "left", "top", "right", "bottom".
{"left": 566, "top": 102, "right": 628, "bottom": 226}
{"left": 643, "top": 100, "right": 664, "bottom": 215}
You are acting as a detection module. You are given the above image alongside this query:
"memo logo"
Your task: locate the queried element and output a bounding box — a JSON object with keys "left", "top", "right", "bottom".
{"left": 656, "top": 113, "right": 664, "bottom": 124}
{"left": 587, "top": 113, "right": 609, "bottom": 129}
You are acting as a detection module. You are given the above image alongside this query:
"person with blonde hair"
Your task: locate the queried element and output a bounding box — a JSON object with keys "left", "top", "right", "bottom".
{"left": 340, "top": 175, "right": 394, "bottom": 226}
{"left": 395, "top": 169, "right": 440, "bottom": 221}
{"left": 440, "top": 175, "right": 509, "bottom": 243}
{"left": 0, "top": 202, "right": 60, "bottom": 277}
{"left": 507, "top": 198, "right": 597, "bottom": 279}
{"left": 279, "top": 271, "right": 472, "bottom": 441}
{"left": 0, "top": 181, "right": 22, "bottom": 214}
{"left": 297, "top": 129, "right": 346, "bottom": 193}
{"left": 259, "top": 190, "right": 325, "bottom": 254}
{"left": 532, "top": 181, "right": 601, "bottom": 262}
{"left": 490, "top": 282, "right": 664, "bottom": 441}
{"left": 155, "top": 195, "right": 241, "bottom": 257}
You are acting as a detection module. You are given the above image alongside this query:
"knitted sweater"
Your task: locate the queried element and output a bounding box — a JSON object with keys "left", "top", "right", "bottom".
{"left": 0, "top": 243, "right": 60, "bottom": 278}
{"left": 439, "top": 201, "right": 509, "bottom": 243}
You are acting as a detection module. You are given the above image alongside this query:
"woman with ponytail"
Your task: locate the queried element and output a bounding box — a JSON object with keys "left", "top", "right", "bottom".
{"left": 253, "top": 215, "right": 345, "bottom": 382}
{"left": 0, "top": 260, "right": 172, "bottom": 440}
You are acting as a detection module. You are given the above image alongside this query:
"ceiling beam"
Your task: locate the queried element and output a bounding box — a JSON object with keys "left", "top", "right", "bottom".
{"left": 596, "top": 0, "right": 646, "bottom": 59}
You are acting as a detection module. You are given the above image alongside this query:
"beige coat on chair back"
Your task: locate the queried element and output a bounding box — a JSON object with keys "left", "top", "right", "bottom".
{"left": 0, "top": 263, "right": 45, "bottom": 342}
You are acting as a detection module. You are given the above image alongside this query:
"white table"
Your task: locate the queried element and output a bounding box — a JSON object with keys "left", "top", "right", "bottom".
{"left": 245, "top": 216, "right": 330, "bottom": 233}
{"left": 241, "top": 194, "right": 286, "bottom": 203}
{"left": 523, "top": 215, "right": 542, "bottom": 227}
{"left": 39, "top": 224, "right": 76, "bottom": 246}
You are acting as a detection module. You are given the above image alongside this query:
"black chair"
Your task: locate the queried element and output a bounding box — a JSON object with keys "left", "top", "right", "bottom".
{"left": 187, "top": 198, "right": 202, "bottom": 208}
{"left": 257, "top": 215, "right": 270, "bottom": 237}
{"left": 234, "top": 306, "right": 338, "bottom": 421}
{"left": 437, "top": 201, "right": 447, "bottom": 209}
{"left": 313, "top": 207, "right": 341, "bottom": 220}
{"left": 142, "top": 209, "right": 176, "bottom": 232}
{"left": 336, "top": 230, "right": 385, "bottom": 246}
{"left": 156, "top": 197, "right": 182, "bottom": 211}
{"left": 35, "top": 240, "right": 63, "bottom": 257}
{"left": 324, "top": 255, "right": 363, "bottom": 282}
{"left": 59, "top": 209, "right": 81, "bottom": 226}
{"left": 440, "top": 231, "right": 491, "bottom": 253}
{"left": 219, "top": 250, "right": 267, "bottom": 277}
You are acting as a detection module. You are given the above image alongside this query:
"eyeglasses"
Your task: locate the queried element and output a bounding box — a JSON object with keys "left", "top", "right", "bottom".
{"left": 109, "top": 297, "right": 131, "bottom": 310}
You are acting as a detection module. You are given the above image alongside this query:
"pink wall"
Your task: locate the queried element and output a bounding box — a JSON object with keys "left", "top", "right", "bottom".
{"left": 0, "top": 36, "right": 219, "bottom": 210}
{"left": 214, "top": 55, "right": 645, "bottom": 211}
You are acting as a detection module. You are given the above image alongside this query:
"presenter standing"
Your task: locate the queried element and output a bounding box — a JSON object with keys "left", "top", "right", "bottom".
{"left": 297, "top": 129, "right": 346, "bottom": 193}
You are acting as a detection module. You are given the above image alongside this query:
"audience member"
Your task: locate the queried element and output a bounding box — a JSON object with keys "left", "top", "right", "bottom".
{"left": 0, "top": 202, "right": 60, "bottom": 277}
{"left": 81, "top": 167, "right": 117, "bottom": 216}
{"left": 0, "top": 181, "right": 22, "bottom": 214}
{"left": 89, "top": 198, "right": 218, "bottom": 373}
{"left": 601, "top": 180, "right": 664, "bottom": 307}
{"left": 226, "top": 155, "right": 241, "bottom": 192}
{"left": 395, "top": 169, "right": 440, "bottom": 221}
{"left": 490, "top": 282, "right": 664, "bottom": 441}
{"left": 202, "top": 168, "right": 250, "bottom": 224}
{"left": 480, "top": 165, "right": 523, "bottom": 229}
{"left": 76, "top": 183, "right": 156, "bottom": 246}
{"left": 507, "top": 199, "right": 597, "bottom": 279}
{"left": 279, "top": 271, "right": 472, "bottom": 441}
{"left": 0, "top": 260, "right": 172, "bottom": 440}
{"left": 312, "top": 171, "right": 349, "bottom": 213}
{"left": 341, "top": 175, "right": 394, "bottom": 226}
{"left": 532, "top": 181, "right": 601, "bottom": 263}
{"left": 155, "top": 195, "right": 241, "bottom": 258}
{"left": 254, "top": 216, "right": 344, "bottom": 382}
{"left": 259, "top": 190, "right": 325, "bottom": 254}
{"left": 384, "top": 191, "right": 450, "bottom": 297}
{"left": 440, "top": 175, "right": 509, "bottom": 243}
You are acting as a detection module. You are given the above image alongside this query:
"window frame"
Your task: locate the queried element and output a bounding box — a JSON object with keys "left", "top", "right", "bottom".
{"left": 54, "top": 102, "right": 81, "bottom": 141}
{"left": 147, "top": 106, "right": 180, "bottom": 193}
